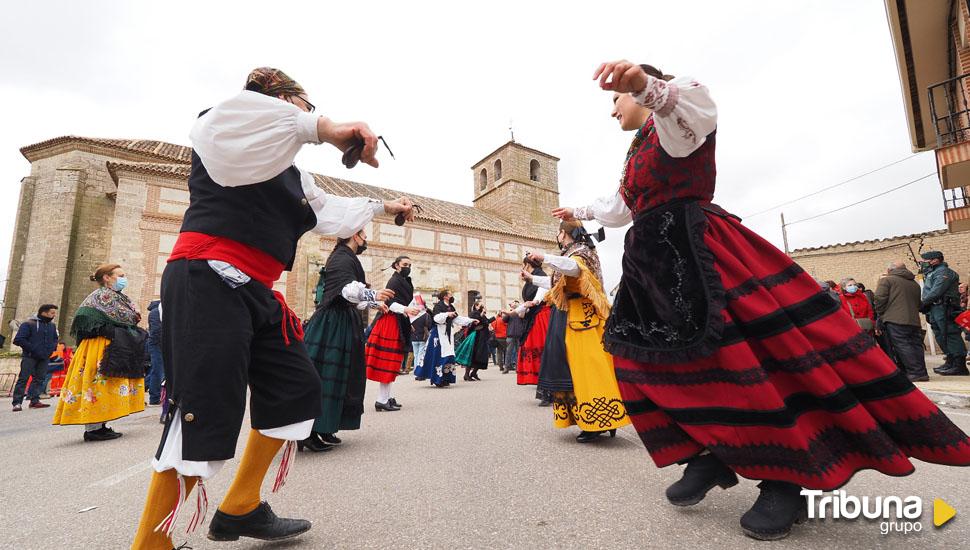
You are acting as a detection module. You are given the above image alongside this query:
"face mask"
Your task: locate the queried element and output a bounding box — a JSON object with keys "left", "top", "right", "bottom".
{"left": 448, "top": 297, "right": 455, "bottom": 305}
{"left": 918, "top": 262, "right": 931, "bottom": 273}
{"left": 355, "top": 237, "right": 368, "bottom": 256}
{"left": 557, "top": 238, "right": 566, "bottom": 251}
{"left": 113, "top": 277, "right": 128, "bottom": 292}
{"left": 399, "top": 266, "right": 411, "bottom": 277}
{"left": 845, "top": 285, "right": 858, "bottom": 294}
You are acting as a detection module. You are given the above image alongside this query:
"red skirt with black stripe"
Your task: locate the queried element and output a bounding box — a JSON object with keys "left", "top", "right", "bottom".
{"left": 614, "top": 212, "right": 970, "bottom": 490}
{"left": 365, "top": 314, "right": 406, "bottom": 384}
{"left": 517, "top": 306, "right": 551, "bottom": 386}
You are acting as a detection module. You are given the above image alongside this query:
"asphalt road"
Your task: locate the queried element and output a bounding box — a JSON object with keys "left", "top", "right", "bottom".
{"left": 1, "top": 370, "right": 968, "bottom": 549}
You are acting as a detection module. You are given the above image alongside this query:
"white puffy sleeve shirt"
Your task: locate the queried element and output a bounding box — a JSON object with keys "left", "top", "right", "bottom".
{"left": 189, "top": 90, "right": 384, "bottom": 239}
{"left": 573, "top": 75, "right": 717, "bottom": 226}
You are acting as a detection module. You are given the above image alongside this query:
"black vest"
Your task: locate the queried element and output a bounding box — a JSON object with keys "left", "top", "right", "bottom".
{"left": 180, "top": 151, "right": 317, "bottom": 269}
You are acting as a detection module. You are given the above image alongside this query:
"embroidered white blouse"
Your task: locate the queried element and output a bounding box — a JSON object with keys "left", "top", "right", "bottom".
{"left": 341, "top": 280, "right": 407, "bottom": 312}
{"left": 573, "top": 75, "right": 718, "bottom": 227}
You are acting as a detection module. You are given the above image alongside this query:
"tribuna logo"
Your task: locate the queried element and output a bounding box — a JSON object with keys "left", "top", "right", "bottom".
{"left": 801, "top": 489, "right": 923, "bottom": 535}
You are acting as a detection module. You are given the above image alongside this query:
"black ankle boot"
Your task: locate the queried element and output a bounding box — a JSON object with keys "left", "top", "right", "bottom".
{"left": 938, "top": 356, "right": 970, "bottom": 375}
{"left": 665, "top": 453, "right": 739, "bottom": 506}
{"left": 740, "top": 480, "right": 807, "bottom": 541}
{"left": 208, "top": 501, "right": 311, "bottom": 541}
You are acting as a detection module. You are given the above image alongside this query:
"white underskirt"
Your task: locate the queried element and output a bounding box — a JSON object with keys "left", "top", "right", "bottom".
{"left": 151, "top": 418, "right": 313, "bottom": 480}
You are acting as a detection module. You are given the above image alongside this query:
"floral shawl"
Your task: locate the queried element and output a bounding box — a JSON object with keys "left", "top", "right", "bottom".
{"left": 71, "top": 287, "right": 141, "bottom": 341}
{"left": 546, "top": 243, "right": 610, "bottom": 320}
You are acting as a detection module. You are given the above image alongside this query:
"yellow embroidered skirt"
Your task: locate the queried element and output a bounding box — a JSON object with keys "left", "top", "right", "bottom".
{"left": 52, "top": 336, "right": 145, "bottom": 425}
{"left": 553, "top": 299, "right": 630, "bottom": 432}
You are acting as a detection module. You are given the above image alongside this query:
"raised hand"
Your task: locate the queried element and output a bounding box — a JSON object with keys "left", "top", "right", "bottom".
{"left": 520, "top": 269, "right": 533, "bottom": 282}
{"left": 593, "top": 60, "right": 648, "bottom": 94}
{"left": 375, "top": 288, "right": 395, "bottom": 302}
{"left": 525, "top": 251, "right": 545, "bottom": 264}
{"left": 321, "top": 120, "right": 380, "bottom": 168}
{"left": 384, "top": 197, "right": 416, "bottom": 223}
{"left": 551, "top": 207, "right": 575, "bottom": 221}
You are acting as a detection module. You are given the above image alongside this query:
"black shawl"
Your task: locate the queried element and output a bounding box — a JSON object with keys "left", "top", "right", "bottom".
{"left": 386, "top": 271, "right": 414, "bottom": 307}
{"left": 433, "top": 299, "right": 457, "bottom": 339}
{"left": 320, "top": 244, "right": 367, "bottom": 310}
{"left": 521, "top": 267, "right": 547, "bottom": 302}
{"left": 382, "top": 270, "right": 415, "bottom": 344}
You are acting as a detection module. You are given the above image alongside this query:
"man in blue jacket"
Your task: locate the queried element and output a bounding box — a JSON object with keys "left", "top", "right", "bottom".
{"left": 11, "top": 304, "right": 59, "bottom": 411}
{"left": 145, "top": 300, "right": 163, "bottom": 406}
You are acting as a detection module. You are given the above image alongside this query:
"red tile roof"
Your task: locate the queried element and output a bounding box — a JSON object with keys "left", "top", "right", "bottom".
{"left": 21, "top": 136, "right": 192, "bottom": 163}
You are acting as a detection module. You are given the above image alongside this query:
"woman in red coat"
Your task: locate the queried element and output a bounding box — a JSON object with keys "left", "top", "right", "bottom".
{"left": 839, "top": 278, "right": 875, "bottom": 333}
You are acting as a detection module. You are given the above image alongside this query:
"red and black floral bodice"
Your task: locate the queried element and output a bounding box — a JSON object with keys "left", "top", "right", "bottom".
{"left": 620, "top": 116, "right": 717, "bottom": 214}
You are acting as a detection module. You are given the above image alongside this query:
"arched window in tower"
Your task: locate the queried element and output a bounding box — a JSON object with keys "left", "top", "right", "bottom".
{"left": 530, "top": 159, "right": 540, "bottom": 181}
{"left": 479, "top": 168, "right": 488, "bottom": 191}
{"left": 493, "top": 159, "right": 502, "bottom": 181}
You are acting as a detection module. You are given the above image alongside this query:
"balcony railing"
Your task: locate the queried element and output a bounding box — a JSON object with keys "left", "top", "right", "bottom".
{"left": 929, "top": 73, "right": 970, "bottom": 147}
{"left": 943, "top": 186, "right": 969, "bottom": 209}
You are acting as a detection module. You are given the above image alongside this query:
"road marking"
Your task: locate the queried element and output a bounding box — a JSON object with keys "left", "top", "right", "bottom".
{"left": 87, "top": 461, "right": 152, "bottom": 488}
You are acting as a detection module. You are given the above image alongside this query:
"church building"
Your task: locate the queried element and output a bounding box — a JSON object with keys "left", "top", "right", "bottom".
{"left": 2, "top": 136, "right": 560, "bottom": 345}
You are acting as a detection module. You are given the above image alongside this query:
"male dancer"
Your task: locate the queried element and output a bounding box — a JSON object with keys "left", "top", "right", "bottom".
{"left": 131, "top": 68, "right": 414, "bottom": 549}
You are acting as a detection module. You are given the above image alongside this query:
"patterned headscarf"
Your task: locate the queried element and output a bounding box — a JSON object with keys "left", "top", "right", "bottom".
{"left": 554, "top": 242, "right": 605, "bottom": 288}
{"left": 244, "top": 67, "right": 305, "bottom": 98}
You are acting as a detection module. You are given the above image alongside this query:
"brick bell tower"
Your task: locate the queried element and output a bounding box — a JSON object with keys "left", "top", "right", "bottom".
{"left": 471, "top": 141, "right": 560, "bottom": 238}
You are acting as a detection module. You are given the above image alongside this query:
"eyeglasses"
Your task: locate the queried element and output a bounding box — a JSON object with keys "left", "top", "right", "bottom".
{"left": 298, "top": 96, "right": 316, "bottom": 113}
{"left": 342, "top": 136, "right": 396, "bottom": 169}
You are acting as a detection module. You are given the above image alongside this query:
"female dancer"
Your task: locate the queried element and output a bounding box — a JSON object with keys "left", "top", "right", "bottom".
{"left": 516, "top": 257, "right": 550, "bottom": 404}
{"left": 456, "top": 301, "right": 492, "bottom": 381}
{"left": 527, "top": 222, "right": 629, "bottom": 442}
{"left": 414, "top": 291, "right": 476, "bottom": 387}
{"left": 555, "top": 60, "right": 970, "bottom": 540}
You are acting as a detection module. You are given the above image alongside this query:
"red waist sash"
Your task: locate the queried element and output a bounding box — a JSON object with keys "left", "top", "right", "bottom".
{"left": 168, "top": 232, "right": 303, "bottom": 344}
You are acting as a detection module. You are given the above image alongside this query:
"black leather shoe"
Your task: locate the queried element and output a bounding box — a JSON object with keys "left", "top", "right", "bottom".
{"left": 207, "top": 501, "right": 311, "bottom": 542}
{"left": 740, "top": 481, "right": 807, "bottom": 541}
{"left": 319, "top": 433, "right": 342, "bottom": 445}
{"left": 665, "top": 453, "right": 738, "bottom": 506}
{"left": 375, "top": 401, "right": 400, "bottom": 412}
{"left": 297, "top": 435, "right": 332, "bottom": 452}
{"left": 576, "top": 429, "right": 616, "bottom": 443}
{"left": 537, "top": 399, "right": 552, "bottom": 407}
{"left": 83, "top": 427, "right": 123, "bottom": 442}
{"left": 388, "top": 398, "right": 402, "bottom": 409}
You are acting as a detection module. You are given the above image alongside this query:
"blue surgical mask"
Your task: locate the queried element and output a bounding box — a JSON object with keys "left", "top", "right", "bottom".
{"left": 113, "top": 277, "right": 128, "bottom": 292}
{"left": 845, "top": 285, "right": 858, "bottom": 294}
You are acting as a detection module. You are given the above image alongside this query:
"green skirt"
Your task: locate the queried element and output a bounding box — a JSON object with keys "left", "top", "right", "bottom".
{"left": 304, "top": 305, "right": 365, "bottom": 434}
{"left": 454, "top": 330, "right": 478, "bottom": 367}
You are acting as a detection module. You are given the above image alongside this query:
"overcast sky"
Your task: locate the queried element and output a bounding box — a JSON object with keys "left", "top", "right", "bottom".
{"left": 0, "top": 0, "right": 941, "bottom": 299}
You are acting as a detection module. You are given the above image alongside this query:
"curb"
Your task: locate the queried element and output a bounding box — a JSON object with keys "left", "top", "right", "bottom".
{"left": 921, "top": 389, "right": 970, "bottom": 409}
